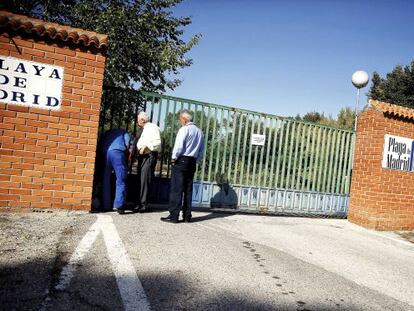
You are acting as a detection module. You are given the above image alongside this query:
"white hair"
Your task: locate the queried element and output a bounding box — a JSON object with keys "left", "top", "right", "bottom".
{"left": 180, "top": 110, "right": 193, "bottom": 122}
{"left": 138, "top": 111, "right": 150, "bottom": 123}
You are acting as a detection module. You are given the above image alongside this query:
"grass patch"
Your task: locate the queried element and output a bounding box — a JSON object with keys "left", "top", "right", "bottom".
{"left": 397, "top": 231, "right": 414, "bottom": 243}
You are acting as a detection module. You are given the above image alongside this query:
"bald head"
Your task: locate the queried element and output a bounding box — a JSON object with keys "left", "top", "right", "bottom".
{"left": 137, "top": 111, "right": 149, "bottom": 128}
{"left": 179, "top": 110, "right": 193, "bottom": 125}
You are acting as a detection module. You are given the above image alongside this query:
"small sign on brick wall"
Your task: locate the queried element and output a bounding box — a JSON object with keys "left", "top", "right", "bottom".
{"left": 382, "top": 134, "right": 414, "bottom": 172}
{"left": 0, "top": 56, "right": 64, "bottom": 110}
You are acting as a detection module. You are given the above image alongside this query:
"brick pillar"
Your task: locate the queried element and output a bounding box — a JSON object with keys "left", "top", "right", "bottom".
{"left": 348, "top": 100, "right": 414, "bottom": 230}
{"left": 0, "top": 11, "right": 107, "bottom": 210}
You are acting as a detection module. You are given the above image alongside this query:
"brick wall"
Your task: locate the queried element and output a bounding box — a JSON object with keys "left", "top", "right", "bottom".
{"left": 348, "top": 105, "right": 414, "bottom": 230}
{"left": 0, "top": 32, "right": 106, "bottom": 210}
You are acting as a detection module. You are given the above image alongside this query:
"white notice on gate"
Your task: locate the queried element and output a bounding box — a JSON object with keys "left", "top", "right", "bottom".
{"left": 251, "top": 134, "right": 266, "bottom": 146}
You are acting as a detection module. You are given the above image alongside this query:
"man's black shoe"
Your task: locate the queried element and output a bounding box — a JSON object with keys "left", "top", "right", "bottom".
{"left": 138, "top": 206, "right": 148, "bottom": 213}
{"left": 183, "top": 217, "right": 192, "bottom": 223}
{"left": 117, "top": 208, "right": 125, "bottom": 215}
{"left": 90, "top": 209, "right": 112, "bottom": 214}
{"left": 160, "top": 216, "right": 179, "bottom": 224}
{"left": 133, "top": 205, "right": 148, "bottom": 213}
{"left": 133, "top": 204, "right": 148, "bottom": 213}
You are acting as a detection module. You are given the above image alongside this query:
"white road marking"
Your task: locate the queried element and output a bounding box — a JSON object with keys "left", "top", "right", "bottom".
{"left": 47, "top": 215, "right": 150, "bottom": 311}
{"left": 100, "top": 215, "right": 151, "bottom": 311}
{"left": 55, "top": 219, "right": 101, "bottom": 291}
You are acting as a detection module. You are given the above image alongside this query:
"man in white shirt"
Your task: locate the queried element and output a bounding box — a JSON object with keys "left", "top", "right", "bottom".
{"left": 134, "top": 111, "right": 161, "bottom": 212}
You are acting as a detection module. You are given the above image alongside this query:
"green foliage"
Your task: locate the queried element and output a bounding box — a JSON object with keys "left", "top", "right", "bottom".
{"left": 368, "top": 60, "right": 414, "bottom": 107}
{"left": 298, "top": 108, "right": 355, "bottom": 130}
{"left": 336, "top": 107, "right": 355, "bottom": 130}
{"left": 4, "top": 0, "right": 200, "bottom": 92}
{"left": 302, "top": 111, "right": 323, "bottom": 123}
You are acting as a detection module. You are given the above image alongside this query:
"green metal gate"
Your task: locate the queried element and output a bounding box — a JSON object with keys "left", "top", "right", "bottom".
{"left": 99, "top": 88, "right": 354, "bottom": 216}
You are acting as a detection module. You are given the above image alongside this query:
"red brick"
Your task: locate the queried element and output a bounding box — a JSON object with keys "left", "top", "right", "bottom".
{"left": 0, "top": 123, "right": 15, "bottom": 130}
{"left": 23, "top": 48, "right": 45, "bottom": 57}
{"left": 33, "top": 42, "right": 55, "bottom": 52}
{"left": 32, "top": 56, "right": 54, "bottom": 65}
{"left": 45, "top": 52, "right": 66, "bottom": 61}
{"left": 6, "top": 105, "right": 30, "bottom": 113}
{"left": 0, "top": 175, "right": 11, "bottom": 181}
{"left": 349, "top": 105, "right": 414, "bottom": 230}
{"left": 37, "top": 127, "right": 58, "bottom": 135}
{"left": 74, "top": 63, "right": 95, "bottom": 73}
{"left": 0, "top": 110, "right": 17, "bottom": 117}
{"left": 25, "top": 144, "right": 46, "bottom": 152}
{"left": 0, "top": 181, "right": 21, "bottom": 188}
{"left": 84, "top": 72, "right": 102, "bottom": 80}
{"left": 10, "top": 51, "right": 32, "bottom": 61}
{"left": 13, "top": 38, "right": 34, "bottom": 48}
{"left": 15, "top": 125, "right": 37, "bottom": 133}
{"left": 58, "top": 48, "right": 76, "bottom": 56}
{"left": 0, "top": 43, "right": 16, "bottom": 52}
{"left": 67, "top": 56, "right": 86, "bottom": 65}
{"left": 18, "top": 182, "right": 42, "bottom": 191}
{"left": 32, "top": 202, "right": 53, "bottom": 208}
{"left": 64, "top": 81, "right": 83, "bottom": 89}
{"left": 36, "top": 153, "right": 56, "bottom": 160}
{"left": 66, "top": 68, "right": 84, "bottom": 77}
{"left": 73, "top": 76, "right": 94, "bottom": 84}
{"left": 38, "top": 115, "right": 57, "bottom": 123}
{"left": 1, "top": 34, "right": 105, "bottom": 211}
{"left": 76, "top": 51, "right": 96, "bottom": 60}
{"left": 55, "top": 60, "right": 74, "bottom": 68}
{"left": 21, "top": 157, "right": 43, "bottom": 165}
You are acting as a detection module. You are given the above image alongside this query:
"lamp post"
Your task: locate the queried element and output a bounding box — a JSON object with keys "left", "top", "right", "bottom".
{"left": 351, "top": 70, "right": 369, "bottom": 132}
{"left": 348, "top": 70, "right": 370, "bottom": 189}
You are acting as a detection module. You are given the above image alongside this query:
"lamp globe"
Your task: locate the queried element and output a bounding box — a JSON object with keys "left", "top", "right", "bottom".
{"left": 352, "top": 71, "right": 369, "bottom": 89}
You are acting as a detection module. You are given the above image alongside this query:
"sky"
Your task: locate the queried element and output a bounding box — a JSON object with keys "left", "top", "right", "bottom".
{"left": 165, "top": 0, "right": 414, "bottom": 118}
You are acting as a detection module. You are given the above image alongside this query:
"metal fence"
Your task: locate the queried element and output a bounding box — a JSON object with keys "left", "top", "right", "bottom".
{"left": 99, "top": 88, "right": 355, "bottom": 216}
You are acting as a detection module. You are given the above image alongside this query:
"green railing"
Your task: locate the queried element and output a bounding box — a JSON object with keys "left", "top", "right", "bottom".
{"left": 138, "top": 91, "right": 354, "bottom": 195}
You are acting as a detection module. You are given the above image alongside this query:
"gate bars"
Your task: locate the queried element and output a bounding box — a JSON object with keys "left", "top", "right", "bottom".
{"left": 142, "top": 92, "right": 354, "bottom": 216}
{"left": 100, "top": 88, "right": 354, "bottom": 216}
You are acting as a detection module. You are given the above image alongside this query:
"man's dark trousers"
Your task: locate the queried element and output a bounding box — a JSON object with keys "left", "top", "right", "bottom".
{"left": 168, "top": 156, "right": 196, "bottom": 220}
{"left": 137, "top": 152, "right": 158, "bottom": 209}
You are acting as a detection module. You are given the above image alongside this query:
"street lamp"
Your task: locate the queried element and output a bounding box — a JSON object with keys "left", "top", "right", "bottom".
{"left": 351, "top": 70, "right": 369, "bottom": 131}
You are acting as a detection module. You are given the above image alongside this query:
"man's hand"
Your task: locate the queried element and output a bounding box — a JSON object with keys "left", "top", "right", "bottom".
{"left": 139, "top": 146, "right": 147, "bottom": 155}
{"left": 171, "top": 159, "right": 176, "bottom": 166}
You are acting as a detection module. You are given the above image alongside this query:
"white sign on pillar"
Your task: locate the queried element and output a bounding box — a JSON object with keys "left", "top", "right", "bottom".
{"left": 0, "top": 56, "right": 64, "bottom": 110}
{"left": 382, "top": 134, "right": 414, "bottom": 172}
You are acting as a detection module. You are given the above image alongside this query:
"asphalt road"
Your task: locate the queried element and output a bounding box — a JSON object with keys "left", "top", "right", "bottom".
{"left": 1, "top": 208, "right": 413, "bottom": 311}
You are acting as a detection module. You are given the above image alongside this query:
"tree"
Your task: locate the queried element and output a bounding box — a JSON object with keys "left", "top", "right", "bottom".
{"left": 336, "top": 107, "right": 355, "bottom": 130}
{"left": 3, "top": 0, "right": 200, "bottom": 92}
{"left": 368, "top": 60, "right": 414, "bottom": 108}
{"left": 298, "top": 109, "right": 355, "bottom": 130}
{"left": 302, "top": 112, "right": 323, "bottom": 123}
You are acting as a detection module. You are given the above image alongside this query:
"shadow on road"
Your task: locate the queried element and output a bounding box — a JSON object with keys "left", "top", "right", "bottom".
{"left": 189, "top": 211, "right": 233, "bottom": 223}
{"left": 1, "top": 260, "right": 367, "bottom": 311}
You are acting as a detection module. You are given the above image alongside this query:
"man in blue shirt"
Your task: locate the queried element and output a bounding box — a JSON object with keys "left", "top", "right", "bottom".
{"left": 161, "top": 110, "right": 205, "bottom": 223}
{"left": 100, "top": 128, "right": 130, "bottom": 214}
